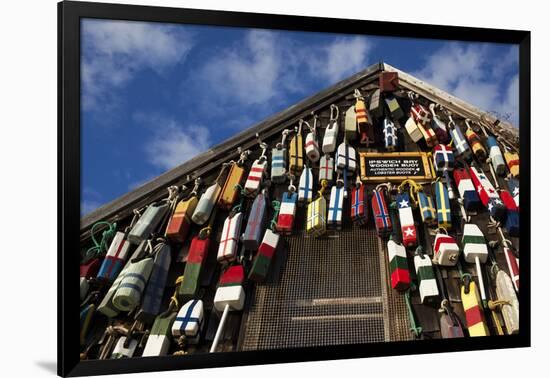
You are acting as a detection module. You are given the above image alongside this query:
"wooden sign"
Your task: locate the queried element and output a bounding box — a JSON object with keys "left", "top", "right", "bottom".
{"left": 359, "top": 152, "right": 434, "bottom": 182}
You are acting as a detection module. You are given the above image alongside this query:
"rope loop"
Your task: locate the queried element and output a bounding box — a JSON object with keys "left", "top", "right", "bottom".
{"left": 329, "top": 104, "right": 339, "bottom": 121}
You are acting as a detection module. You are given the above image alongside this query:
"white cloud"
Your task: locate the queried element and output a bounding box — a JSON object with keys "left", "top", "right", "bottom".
{"left": 198, "top": 30, "right": 372, "bottom": 108}
{"left": 82, "top": 19, "right": 193, "bottom": 110}
{"left": 414, "top": 44, "right": 519, "bottom": 126}
{"left": 316, "top": 36, "right": 373, "bottom": 82}
{"left": 135, "top": 113, "right": 212, "bottom": 170}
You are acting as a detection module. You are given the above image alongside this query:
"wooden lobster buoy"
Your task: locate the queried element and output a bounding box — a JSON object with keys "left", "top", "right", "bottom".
{"left": 495, "top": 270, "right": 520, "bottom": 334}
{"left": 487, "top": 136, "right": 506, "bottom": 176}
{"left": 289, "top": 123, "right": 304, "bottom": 176}
{"left": 372, "top": 186, "right": 392, "bottom": 237}
{"left": 354, "top": 89, "right": 372, "bottom": 145}
{"left": 192, "top": 180, "right": 222, "bottom": 226}
{"left": 111, "top": 337, "right": 138, "bottom": 359}
{"left": 249, "top": 229, "right": 280, "bottom": 282}
{"left": 319, "top": 155, "right": 334, "bottom": 184}
{"left": 271, "top": 129, "right": 290, "bottom": 184}
{"left": 80, "top": 277, "right": 89, "bottom": 301}
{"left": 461, "top": 279, "right": 489, "bottom": 337}
{"left": 453, "top": 168, "right": 481, "bottom": 211}
{"left": 80, "top": 258, "right": 101, "bottom": 279}
{"left": 306, "top": 180, "right": 328, "bottom": 237}
{"left": 383, "top": 117, "right": 398, "bottom": 151}
{"left": 385, "top": 95, "right": 404, "bottom": 120}
{"left": 179, "top": 231, "right": 210, "bottom": 301}
{"left": 128, "top": 202, "right": 169, "bottom": 244}
{"left": 448, "top": 116, "right": 472, "bottom": 160}
{"left": 404, "top": 116, "right": 422, "bottom": 143}
{"left": 211, "top": 266, "right": 246, "bottom": 352}
{"left": 322, "top": 105, "right": 339, "bottom": 154}
{"left": 469, "top": 166, "right": 506, "bottom": 221}
{"left": 112, "top": 254, "right": 154, "bottom": 312}
{"left": 336, "top": 141, "right": 357, "bottom": 175}
{"left": 328, "top": 179, "right": 345, "bottom": 231}
{"left": 414, "top": 253, "right": 439, "bottom": 304}
{"left": 396, "top": 192, "right": 417, "bottom": 248}
{"left": 242, "top": 190, "right": 267, "bottom": 251}
{"left": 166, "top": 182, "right": 199, "bottom": 243}
{"left": 417, "top": 191, "right": 436, "bottom": 225}
{"left": 465, "top": 120, "right": 487, "bottom": 161}
{"left": 217, "top": 212, "right": 243, "bottom": 263}
{"left": 507, "top": 178, "right": 519, "bottom": 208}
{"left": 433, "top": 144, "right": 454, "bottom": 173}
{"left": 504, "top": 150, "right": 519, "bottom": 178}
{"left": 142, "top": 313, "right": 176, "bottom": 357}
{"left": 298, "top": 166, "right": 314, "bottom": 204}
{"left": 429, "top": 104, "right": 450, "bottom": 144}
{"left": 277, "top": 182, "right": 297, "bottom": 236}
{"left": 369, "top": 89, "right": 384, "bottom": 120}
{"left": 499, "top": 190, "right": 519, "bottom": 237}
{"left": 462, "top": 224, "right": 489, "bottom": 305}
{"left": 379, "top": 71, "right": 399, "bottom": 92}
{"left": 344, "top": 105, "right": 357, "bottom": 141}
{"left": 434, "top": 181, "right": 452, "bottom": 230}
{"left": 137, "top": 242, "right": 172, "bottom": 324}
{"left": 305, "top": 117, "right": 321, "bottom": 162}
{"left": 433, "top": 230, "right": 459, "bottom": 266}
{"left": 172, "top": 299, "right": 205, "bottom": 345}
{"left": 218, "top": 152, "right": 249, "bottom": 210}
{"left": 411, "top": 103, "right": 437, "bottom": 147}
{"left": 80, "top": 303, "right": 95, "bottom": 345}
{"left": 387, "top": 239, "right": 410, "bottom": 291}
{"left": 504, "top": 245, "right": 519, "bottom": 292}
{"left": 351, "top": 180, "right": 368, "bottom": 226}
{"left": 97, "top": 231, "right": 131, "bottom": 282}
{"left": 244, "top": 159, "right": 267, "bottom": 196}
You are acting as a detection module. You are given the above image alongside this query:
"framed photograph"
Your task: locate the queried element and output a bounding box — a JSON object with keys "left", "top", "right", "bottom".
{"left": 59, "top": 0, "right": 530, "bottom": 376}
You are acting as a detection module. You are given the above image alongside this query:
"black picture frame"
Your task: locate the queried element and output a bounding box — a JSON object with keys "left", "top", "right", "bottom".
{"left": 58, "top": 1, "right": 531, "bottom": 376}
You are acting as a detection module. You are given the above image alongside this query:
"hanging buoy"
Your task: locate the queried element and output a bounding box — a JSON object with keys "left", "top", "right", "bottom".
{"left": 396, "top": 192, "right": 417, "bottom": 248}
{"left": 172, "top": 299, "right": 205, "bottom": 345}
{"left": 461, "top": 277, "right": 490, "bottom": 337}
{"left": 192, "top": 166, "right": 228, "bottom": 225}
{"left": 383, "top": 117, "right": 398, "bottom": 151}
{"left": 344, "top": 105, "right": 357, "bottom": 141}
{"left": 372, "top": 185, "right": 392, "bottom": 237}
{"left": 411, "top": 102, "right": 437, "bottom": 147}
{"left": 379, "top": 71, "right": 399, "bottom": 92}
{"left": 448, "top": 115, "right": 472, "bottom": 160}
{"left": 298, "top": 166, "right": 314, "bottom": 204}
{"left": 179, "top": 225, "right": 212, "bottom": 301}
{"left": 142, "top": 312, "right": 176, "bottom": 357}
{"left": 462, "top": 224, "right": 489, "bottom": 307}
{"left": 306, "top": 179, "right": 328, "bottom": 237}
{"left": 110, "top": 336, "right": 138, "bottom": 359}
{"left": 387, "top": 239, "right": 410, "bottom": 291}
{"left": 495, "top": 270, "right": 520, "bottom": 334}
{"left": 128, "top": 202, "right": 169, "bottom": 244}
{"left": 385, "top": 95, "right": 404, "bottom": 120}
{"left": 166, "top": 181, "right": 200, "bottom": 243}
{"left": 80, "top": 303, "right": 95, "bottom": 345}
{"left": 249, "top": 228, "right": 280, "bottom": 283}
{"left": 97, "top": 231, "right": 131, "bottom": 283}
{"left": 465, "top": 119, "right": 487, "bottom": 161}
{"left": 504, "top": 150, "right": 520, "bottom": 178}
{"left": 112, "top": 252, "right": 154, "bottom": 312}
{"left": 354, "top": 89, "right": 372, "bottom": 145}
{"left": 417, "top": 191, "right": 436, "bottom": 225}
{"left": 507, "top": 178, "right": 519, "bottom": 208}
{"left": 322, "top": 104, "right": 339, "bottom": 153}
{"left": 271, "top": 129, "right": 290, "bottom": 183}
{"left": 319, "top": 154, "right": 334, "bottom": 184}
{"left": 453, "top": 168, "right": 481, "bottom": 211}
{"left": 289, "top": 123, "right": 304, "bottom": 176}
{"left": 276, "top": 180, "right": 297, "bottom": 236}
{"left": 434, "top": 181, "right": 452, "bottom": 230}
{"left": 429, "top": 104, "right": 450, "bottom": 144}
{"left": 217, "top": 212, "right": 243, "bottom": 263}
{"left": 404, "top": 116, "right": 423, "bottom": 143}
{"left": 245, "top": 159, "right": 267, "bottom": 196}
{"left": 336, "top": 141, "right": 357, "bottom": 175}
{"left": 414, "top": 253, "right": 439, "bottom": 304}
{"left": 80, "top": 277, "right": 89, "bottom": 301}
{"left": 210, "top": 266, "right": 246, "bottom": 353}
{"left": 243, "top": 189, "right": 267, "bottom": 251}
{"left": 487, "top": 136, "right": 506, "bottom": 176}
{"left": 218, "top": 151, "right": 249, "bottom": 210}
{"left": 305, "top": 117, "right": 320, "bottom": 162}
{"left": 433, "top": 229, "right": 459, "bottom": 266}
{"left": 328, "top": 178, "right": 345, "bottom": 231}
{"left": 499, "top": 190, "right": 519, "bottom": 237}
{"left": 433, "top": 144, "right": 455, "bottom": 173}
{"left": 369, "top": 89, "right": 384, "bottom": 120}
{"left": 351, "top": 179, "right": 368, "bottom": 226}
{"left": 469, "top": 166, "right": 506, "bottom": 221}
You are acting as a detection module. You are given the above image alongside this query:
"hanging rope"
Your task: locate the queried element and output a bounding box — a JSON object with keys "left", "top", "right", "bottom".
{"left": 269, "top": 200, "right": 281, "bottom": 231}
{"left": 83, "top": 221, "right": 117, "bottom": 263}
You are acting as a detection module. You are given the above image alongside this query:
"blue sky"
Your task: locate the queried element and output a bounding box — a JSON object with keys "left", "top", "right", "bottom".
{"left": 81, "top": 18, "right": 519, "bottom": 216}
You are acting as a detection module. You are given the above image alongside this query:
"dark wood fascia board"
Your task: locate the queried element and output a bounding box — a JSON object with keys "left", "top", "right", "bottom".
{"left": 80, "top": 61, "right": 384, "bottom": 235}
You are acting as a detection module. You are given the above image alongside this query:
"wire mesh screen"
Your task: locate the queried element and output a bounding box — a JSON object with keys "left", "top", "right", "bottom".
{"left": 241, "top": 223, "right": 412, "bottom": 351}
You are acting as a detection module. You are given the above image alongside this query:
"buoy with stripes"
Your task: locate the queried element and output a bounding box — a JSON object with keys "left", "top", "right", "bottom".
{"left": 417, "top": 190, "right": 436, "bottom": 225}
{"left": 460, "top": 270, "right": 490, "bottom": 337}
{"left": 507, "top": 178, "right": 519, "bottom": 208}
{"left": 276, "top": 180, "right": 298, "bottom": 236}
{"left": 383, "top": 117, "right": 398, "bottom": 151}
{"left": 112, "top": 251, "right": 154, "bottom": 313}
{"left": 218, "top": 150, "right": 249, "bottom": 210}
{"left": 372, "top": 184, "right": 392, "bottom": 237}
{"left": 322, "top": 104, "right": 339, "bottom": 153}
{"left": 396, "top": 192, "right": 417, "bottom": 248}
{"left": 128, "top": 202, "right": 169, "bottom": 244}
{"left": 166, "top": 180, "right": 200, "bottom": 243}
{"left": 354, "top": 89, "right": 372, "bottom": 145}
{"left": 387, "top": 238, "right": 410, "bottom": 291}
{"left": 504, "top": 150, "right": 520, "bottom": 178}
{"left": 211, "top": 265, "right": 246, "bottom": 353}
{"left": 429, "top": 103, "right": 450, "bottom": 144}
{"left": 336, "top": 140, "right": 357, "bottom": 176}
{"left": 289, "top": 122, "right": 304, "bottom": 176}
{"left": 433, "top": 229, "right": 459, "bottom": 266}
{"left": 249, "top": 200, "right": 281, "bottom": 282}
{"left": 453, "top": 168, "right": 481, "bottom": 211}
{"left": 172, "top": 299, "right": 205, "bottom": 345}
{"left": 80, "top": 303, "right": 95, "bottom": 345}
{"left": 328, "top": 177, "right": 345, "bottom": 231}
{"left": 469, "top": 166, "right": 506, "bottom": 221}
{"left": 217, "top": 211, "right": 243, "bottom": 263}
{"left": 487, "top": 136, "right": 506, "bottom": 176}
{"left": 298, "top": 166, "right": 314, "bottom": 204}
{"left": 319, "top": 154, "right": 334, "bottom": 184}
{"left": 464, "top": 119, "right": 487, "bottom": 161}
{"left": 414, "top": 252, "right": 439, "bottom": 304}
{"left": 433, "top": 144, "right": 454, "bottom": 173}
{"left": 97, "top": 231, "right": 131, "bottom": 282}
{"left": 462, "top": 223, "right": 489, "bottom": 306}
{"left": 306, "top": 179, "right": 328, "bottom": 237}
{"left": 434, "top": 180, "right": 452, "bottom": 230}
{"left": 305, "top": 116, "right": 321, "bottom": 162}
{"left": 351, "top": 178, "right": 368, "bottom": 226}
{"left": 271, "top": 129, "right": 290, "bottom": 184}
{"left": 142, "top": 312, "right": 176, "bottom": 357}
{"left": 500, "top": 189, "right": 519, "bottom": 237}
{"left": 243, "top": 189, "right": 267, "bottom": 251}
{"left": 410, "top": 101, "right": 437, "bottom": 147}
{"left": 448, "top": 115, "right": 472, "bottom": 160}
{"left": 245, "top": 159, "right": 267, "bottom": 196}
{"left": 80, "top": 258, "right": 101, "bottom": 280}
